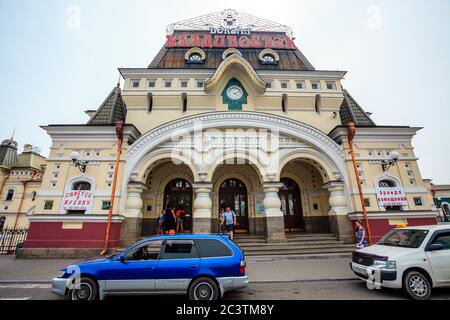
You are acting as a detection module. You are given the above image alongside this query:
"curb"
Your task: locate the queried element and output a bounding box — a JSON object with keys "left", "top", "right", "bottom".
{"left": 0, "top": 280, "right": 51, "bottom": 284}
{"left": 249, "top": 278, "right": 358, "bottom": 284}
{"left": 246, "top": 253, "right": 352, "bottom": 261}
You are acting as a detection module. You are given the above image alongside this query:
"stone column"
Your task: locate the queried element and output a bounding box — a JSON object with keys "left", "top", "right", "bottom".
{"left": 262, "top": 182, "right": 286, "bottom": 242}
{"left": 323, "top": 181, "right": 353, "bottom": 243}
{"left": 120, "top": 181, "right": 146, "bottom": 246}
{"left": 192, "top": 183, "right": 213, "bottom": 233}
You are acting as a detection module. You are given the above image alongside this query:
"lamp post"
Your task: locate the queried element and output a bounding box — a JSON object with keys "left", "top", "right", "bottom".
{"left": 381, "top": 151, "right": 400, "bottom": 172}
{"left": 347, "top": 122, "right": 372, "bottom": 244}
{"left": 100, "top": 121, "right": 124, "bottom": 255}
{"left": 70, "top": 151, "right": 88, "bottom": 173}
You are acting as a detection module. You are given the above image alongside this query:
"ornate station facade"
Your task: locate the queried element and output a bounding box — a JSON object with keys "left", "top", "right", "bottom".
{"left": 0, "top": 10, "right": 438, "bottom": 257}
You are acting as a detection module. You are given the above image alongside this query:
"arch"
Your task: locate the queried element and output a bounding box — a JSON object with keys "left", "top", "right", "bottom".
{"left": 218, "top": 178, "right": 249, "bottom": 231}
{"left": 184, "top": 47, "right": 206, "bottom": 62}
{"left": 61, "top": 174, "right": 96, "bottom": 214}
{"left": 259, "top": 48, "right": 280, "bottom": 64}
{"left": 124, "top": 111, "right": 349, "bottom": 211}
{"left": 5, "top": 189, "right": 14, "bottom": 201}
{"left": 163, "top": 178, "right": 193, "bottom": 231}
{"left": 222, "top": 48, "right": 242, "bottom": 60}
{"left": 204, "top": 54, "right": 267, "bottom": 93}
{"left": 374, "top": 173, "right": 403, "bottom": 189}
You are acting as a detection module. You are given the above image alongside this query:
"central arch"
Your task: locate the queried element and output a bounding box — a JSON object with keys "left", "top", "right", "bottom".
{"left": 219, "top": 178, "right": 249, "bottom": 231}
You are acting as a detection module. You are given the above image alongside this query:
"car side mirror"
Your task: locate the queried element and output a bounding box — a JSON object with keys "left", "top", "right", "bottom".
{"left": 119, "top": 255, "right": 126, "bottom": 263}
{"left": 428, "top": 243, "right": 444, "bottom": 251}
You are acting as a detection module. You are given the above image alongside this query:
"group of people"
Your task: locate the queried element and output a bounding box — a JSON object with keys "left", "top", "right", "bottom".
{"left": 155, "top": 205, "right": 186, "bottom": 235}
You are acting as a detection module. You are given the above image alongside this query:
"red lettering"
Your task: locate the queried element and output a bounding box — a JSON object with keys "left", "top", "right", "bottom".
{"left": 213, "top": 35, "right": 226, "bottom": 47}
{"left": 200, "top": 34, "right": 212, "bottom": 47}
{"left": 165, "top": 35, "right": 177, "bottom": 47}
{"left": 284, "top": 36, "right": 297, "bottom": 49}
{"left": 250, "top": 36, "right": 262, "bottom": 48}
{"left": 261, "top": 36, "right": 272, "bottom": 48}
{"left": 188, "top": 34, "right": 200, "bottom": 47}
{"left": 227, "top": 35, "right": 238, "bottom": 47}
{"left": 238, "top": 36, "right": 250, "bottom": 48}
{"left": 178, "top": 34, "right": 187, "bottom": 47}
{"left": 272, "top": 37, "right": 283, "bottom": 48}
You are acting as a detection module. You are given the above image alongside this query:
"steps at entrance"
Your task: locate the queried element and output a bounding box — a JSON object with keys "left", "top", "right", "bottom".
{"left": 234, "top": 233, "right": 354, "bottom": 257}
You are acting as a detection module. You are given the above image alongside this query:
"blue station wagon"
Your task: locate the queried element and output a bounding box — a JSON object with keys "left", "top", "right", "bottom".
{"left": 52, "top": 234, "right": 248, "bottom": 300}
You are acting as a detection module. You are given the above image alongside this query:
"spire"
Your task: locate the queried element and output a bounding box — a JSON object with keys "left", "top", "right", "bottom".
{"left": 87, "top": 85, "right": 127, "bottom": 125}
{"left": 339, "top": 90, "right": 376, "bottom": 127}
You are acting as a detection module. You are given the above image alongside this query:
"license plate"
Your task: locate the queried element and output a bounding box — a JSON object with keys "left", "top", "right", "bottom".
{"left": 352, "top": 265, "right": 367, "bottom": 276}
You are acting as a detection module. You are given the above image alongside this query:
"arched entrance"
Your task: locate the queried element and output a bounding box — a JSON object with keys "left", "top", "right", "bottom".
{"left": 219, "top": 178, "right": 248, "bottom": 232}
{"left": 163, "top": 179, "right": 193, "bottom": 232}
{"left": 279, "top": 177, "right": 304, "bottom": 232}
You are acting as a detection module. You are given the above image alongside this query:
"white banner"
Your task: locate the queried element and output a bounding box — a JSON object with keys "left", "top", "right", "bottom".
{"left": 63, "top": 191, "right": 93, "bottom": 211}
{"left": 376, "top": 187, "right": 407, "bottom": 207}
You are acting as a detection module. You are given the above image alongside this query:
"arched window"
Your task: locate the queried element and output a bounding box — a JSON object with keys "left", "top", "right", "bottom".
{"left": 259, "top": 49, "right": 279, "bottom": 65}
{"left": 185, "top": 47, "right": 205, "bottom": 64}
{"left": 181, "top": 92, "right": 187, "bottom": 112}
{"left": 379, "top": 179, "right": 396, "bottom": 188}
{"left": 72, "top": 181, "right": 91, "bottom": 191}
{"left": 262, "top": 54, "right": 275, "bottom": 63}
{"left": 147, "top": 92, "right": 153, "bottom": 112}
{"left": 31, "top": 191, "right": 36, "bottom": 201}
{"left": 315, "top": 94, "right": 321, "bottom": 114}
{"left": 282, "top": 93, "right": 288, "bottom": 112}
{"left": 188, "top": 53, "right": 202, "bottom": 62}
{"left": 222, "top": 48, "right": 242, "bottom": 60}
{"left": 5, "top": 189, "right": 14, "bottom": 201}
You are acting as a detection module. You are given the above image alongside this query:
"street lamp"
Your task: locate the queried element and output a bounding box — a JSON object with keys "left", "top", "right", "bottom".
{"left": 70, "top": 151, "right": 88, "bottom": 173}
{"left": 381, "top": 151, "right": 400, "bottom": 172}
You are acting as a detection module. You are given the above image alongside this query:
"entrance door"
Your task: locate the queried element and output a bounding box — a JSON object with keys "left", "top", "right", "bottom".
{"left": 219, "top": 178, "right": 248, "bottom": 232}
{"left": 279, "top": 178, "right": 304, "bottom": 231}
{"left": 163, "top": 179, "right": 193, "bottom": 232}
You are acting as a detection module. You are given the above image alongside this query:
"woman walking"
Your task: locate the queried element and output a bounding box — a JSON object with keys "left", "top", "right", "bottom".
{"left": 355, "top": 220, "right": 368, "bottom": 249}
{"left": 163, "top": 205, "right": 177, "bottom": 234}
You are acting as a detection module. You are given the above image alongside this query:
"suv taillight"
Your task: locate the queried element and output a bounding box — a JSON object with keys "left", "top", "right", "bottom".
{"left": 240, "top": 260, "right": 246, "bottom": 275}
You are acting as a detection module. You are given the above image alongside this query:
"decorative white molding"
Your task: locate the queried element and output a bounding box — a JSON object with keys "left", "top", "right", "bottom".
{"left": 348, "top": 211, "right": 438, "bottom": 220}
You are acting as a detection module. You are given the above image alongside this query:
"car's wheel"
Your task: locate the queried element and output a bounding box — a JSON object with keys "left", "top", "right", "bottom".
{"left": 188, "top": 277, "right": 219, "bottom": 300}
{"left": 403, "top": 271, "right": 432, "bottom": 300}
{"left": 68, "top": 277, "right": 98, "bottom": 301}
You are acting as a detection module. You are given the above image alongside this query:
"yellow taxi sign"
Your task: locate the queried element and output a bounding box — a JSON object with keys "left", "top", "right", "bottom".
{"left": 396, "top": 223, "right": 408, "bottom": 228}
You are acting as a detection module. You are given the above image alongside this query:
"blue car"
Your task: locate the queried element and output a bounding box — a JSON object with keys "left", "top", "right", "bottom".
{"left": 52, "top": 234, "right": 248, "bottom": 300}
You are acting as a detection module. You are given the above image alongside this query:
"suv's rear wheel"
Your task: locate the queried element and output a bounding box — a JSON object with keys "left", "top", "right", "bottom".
{"left": 403, "top": 271, "right": 432, "bottom": 300}
{"left": 68, "top": 277, "right": 98, "bottom": 301}
{"left": 189, "top": 277, "right": 219, "bottom": 300}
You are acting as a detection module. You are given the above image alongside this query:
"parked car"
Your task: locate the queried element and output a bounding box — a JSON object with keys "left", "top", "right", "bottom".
{"left": 52, "top": 234, "right": 248, "bottom": 300}
{"left": 350, "top": 224, "right": 450, "bottom": 300}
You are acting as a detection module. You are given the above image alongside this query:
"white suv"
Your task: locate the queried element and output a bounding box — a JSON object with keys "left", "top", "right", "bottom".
{"left": 350, "top": 224, "right": 450, "bottom": 300}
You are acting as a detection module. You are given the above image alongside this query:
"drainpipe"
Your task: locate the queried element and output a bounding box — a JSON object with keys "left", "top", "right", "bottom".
{"left": 347, "top": 122, "right": 373, "bottom": 244}
{"left": 100, "top": 121, "right": 124, "bottom": 255}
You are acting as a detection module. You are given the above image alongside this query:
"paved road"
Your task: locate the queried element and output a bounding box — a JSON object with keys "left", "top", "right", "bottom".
{"left": 1, "top": 280, "right": 449, "bottom": 300}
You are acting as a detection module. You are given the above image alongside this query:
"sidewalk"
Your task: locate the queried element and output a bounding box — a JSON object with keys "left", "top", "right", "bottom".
{"left": 0, "top": 255, "right": 354, "bottom": 283}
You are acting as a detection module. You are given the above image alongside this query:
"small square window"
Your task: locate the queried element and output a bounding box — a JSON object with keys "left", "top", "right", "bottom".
{"left": 44, "top": 200, "right": 54, "bottom": 210}
{"left": 96, "top": 152, "right": 100, "bottom": 157}
{"left": 266, "top": 82, "right": 272, "bottom": 89}
{"left": 409, "top": 179, "right": 416, "bottom": 185}
{"left": 364, "top": 198, "right": 371, "bottom": 207}
{"left": 296, "top": 81, "right": 305, "bottom": 89}
{"left": 130, "top": 80, "right": 140, "bottom": 88}
{"left": 146, "top": 205, "right": 152, "bottom": 212}
{"left": 102, "top": 201, "right": 111, "bottom": 210}
{"left": 50, "top": 182, "right": 57, "bottom": 188}
{"left": 53, "top": 173, "right": 58, "bottom": 179}
{"left": 196, "top": 81, "right": 204, "bottom": 88}
{"left": 107, "top": 182, "right": 112, "bottom": 188}
{"left": 164, "top": 80, "right": 172, "bottom": 88}
{"left": 4, "top": 205, "right": 8, "bottom": 210}
{"left": 109, "top": 165, "right": 114, "bottom": 171}
{"left": 280, "top": 81, "right": 289, "bottom": 89}
{"left": 405, "top": 162, "right": 411, "bottom": 168}
{"left": 326, "top": 81, "right": 336, "bottom": 90}
{"left": 148, "top": 80, "right": 156, "bottom": 88}
{"left": 311, "top": 82, "right": 321, "bottom": 90}
{"left": 413, "top": 197, "right": 423, "bottom": 206}
{"left": 313, "top": 203, "right": 320, "bottom": 210}
{"left": 407, "top": 170, "right": 414, "bottom": 177}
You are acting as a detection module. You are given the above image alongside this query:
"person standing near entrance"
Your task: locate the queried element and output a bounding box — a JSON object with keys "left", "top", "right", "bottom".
{"left": 163, "top": 205, "right": 177, "bottom": 234}
{"left": 221, "top": 206, "right": 237, "bottom": 240}
{"left": 355, "top": 220, "right": 368, "bottom": 249}
{"left": 217, "top": 208, "right": 225, "bottom": 233}
{"left": 176, "top": 205, "right": 185, "bottom": 233}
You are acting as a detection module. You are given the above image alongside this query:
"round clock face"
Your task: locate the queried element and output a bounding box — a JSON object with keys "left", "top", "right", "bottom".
{"left": 226, "top": 86, "right": 243, "bottom": 100}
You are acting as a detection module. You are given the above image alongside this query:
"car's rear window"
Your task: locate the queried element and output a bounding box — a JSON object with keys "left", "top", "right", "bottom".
{"left": 160, "top": 240, "right": 199, "bottom": 260}
{"left": 196, "top": 239, "right": 233, "bottom": 258}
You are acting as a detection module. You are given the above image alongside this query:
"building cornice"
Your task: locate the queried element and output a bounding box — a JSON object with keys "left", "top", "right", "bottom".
{"left": 328, "top": 126, "right": 422, "bottom": 144}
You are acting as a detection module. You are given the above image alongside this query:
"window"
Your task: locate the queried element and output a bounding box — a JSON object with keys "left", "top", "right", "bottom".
{"left": 50, "top": 182, "right": 57, "bottom": 188}
{"left": 314, "top": 94, "right": 321, "bottom": 113}
{"left": 413, "top": 197, "right": 423, "bottom": 206}
{"left": 281, "top": 93, "right": 288, "bottom": 112}
{"left": 311, "top": 82, "right": 321, "bottom": 90}
{"left": 5, "top": 189, "right": 14, "bottom": 201}
{"left": 266, "top": 82, "right": 272, "bottom": 89}
{"left": 196, "top": 239, "right": 233, "bottom": 257}
{"left": 180, "top": 80, "right": 188, "bottom": 88}
{"left": 164, "top": 80, "right": 172, "bottom": 88}
{"left": 429, "top": 232, "right": 450, "bottom": 250}
{"left": 124, "top": 240, "right": 163, "bottom": 261}
{"left": 364, "top": 198, "right": 371, "bottom": 207}
{"left": 405, "top": 162, "right": 411, "bottom": 168}
{"left": 31, "top": 191, "right": 36, "bottom": 201}
{"left": 188, "top": 53, "right": 203, "bottom": 63}
{"left": 326, "top": 81, "right": 336, "bottom": 90}
{"left": 102, "top": 201, "right": 110, "bottom": 210}
{"left": 379, "top": 229, "right": 429, "bottom": 248}
{"left": 280, "top": 81, "right": 289, "bottom": 89}
{"left": 296, "top": 81, "right": 305, "bottom": 89}
{"left": 130, "top": 79, "right": 140, "bottom": 88}
{"left": 147, "top": 92, "right": 153, "bottom": 112}
{"left": 44, "top": 200, "right": 54, "bottom": 210}
{"left": 72, "top": 181, "right": 91, "bottom": 190}
{"left": 148, "top": 80, "right": 156, "bottom": 88}
{"left": 379, "top": 179, "right": 396, "bottom": 188}
{"left": 409, "top": 179, "right": 416, "bottom": 185}
{"left": 313, "top": 203, "right": 320, "bottom": 210}
{"left": 196, "top": 80, "right": 204, "bottom": 88}
{"left": 0, "top": 216, "right": 5, "bottom": 232}
{"left": 53, "top": 173, "right": 59, "bottom": 179}
{"left": 261, "top": 53, "right": 277, "bottom": 64}
{"left": 146, "top": 205, "right": 152, "bottom": 212}
{"left": 160, "top": 240, "right": 199, "bottom": 260}
{"left": 181, "top": 92, "right": 187, "bottom": 112}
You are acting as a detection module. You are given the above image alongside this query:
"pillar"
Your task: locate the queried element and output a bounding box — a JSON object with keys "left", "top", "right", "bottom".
{"left": 262, "top": 182, "right": 286, "bottom": 242}
{"left": 323, "top": 181, "right": 353, "bottom": 243}
{"left": 120, "top": 181, "right": 146, "bottom": 246}
{"left": 192, "top": 183, "right": 214, "bottom": 233}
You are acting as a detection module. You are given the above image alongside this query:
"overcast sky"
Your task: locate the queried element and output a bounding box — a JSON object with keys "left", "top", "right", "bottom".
{"left": 0, "top": 0, "right": 449, "bottom": 183}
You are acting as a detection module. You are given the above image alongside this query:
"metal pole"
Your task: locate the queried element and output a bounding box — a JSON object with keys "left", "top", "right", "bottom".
{"left": 347, "top": 122, "right": 373, "bottom": 244}
{"left": 100, "top": 121, "right": 124, "bottom": 255}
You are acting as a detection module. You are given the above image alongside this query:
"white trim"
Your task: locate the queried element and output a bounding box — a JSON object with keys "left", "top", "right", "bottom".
{"left": 28, "top": 214, "right": 125, "bottom": 223}
{"left": 348, "top": 211, "right": 438, "bottom": 220}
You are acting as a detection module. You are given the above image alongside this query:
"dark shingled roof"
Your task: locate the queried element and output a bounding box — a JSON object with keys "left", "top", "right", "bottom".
{"left": 339, "top": 90, "right": 376, "bottom": 127}
{"left": 87, "top": 85, "right": 127, "bottom": 125}
{"left": 0, "top": 139, "right": 18, "bottom": 168}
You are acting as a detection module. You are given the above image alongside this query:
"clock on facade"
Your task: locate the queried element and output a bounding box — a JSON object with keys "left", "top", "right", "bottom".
{"left": 226, "top": 86, "right": 244, "bottom": 100}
